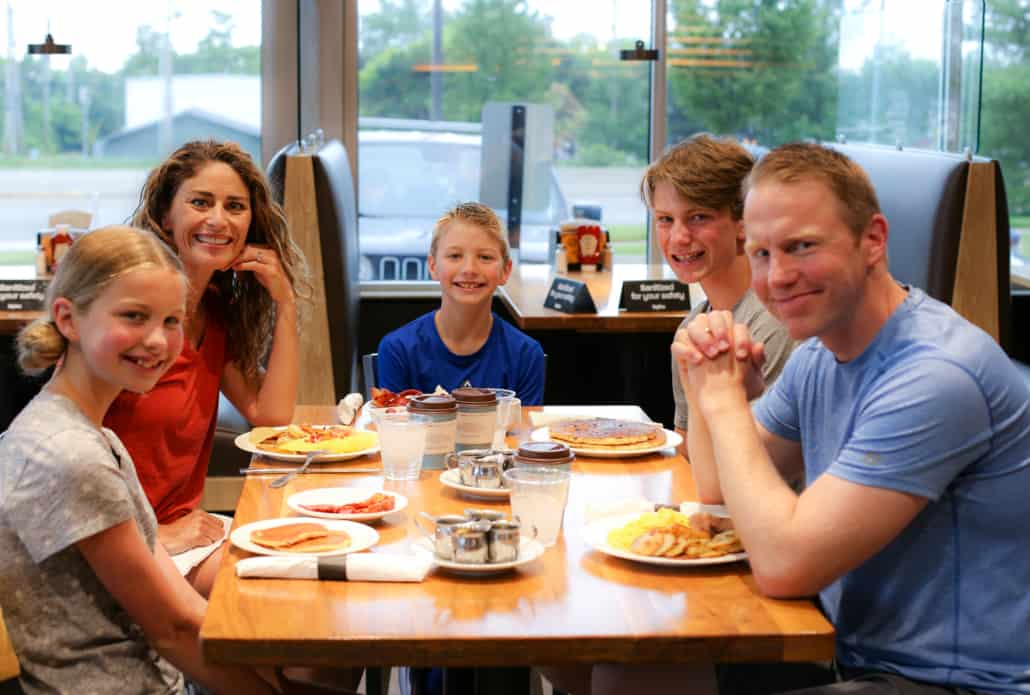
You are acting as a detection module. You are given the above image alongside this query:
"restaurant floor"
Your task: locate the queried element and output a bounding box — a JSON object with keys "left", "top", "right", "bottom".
{"left": 366, "top": 669, "right": 556, "bottom": 694}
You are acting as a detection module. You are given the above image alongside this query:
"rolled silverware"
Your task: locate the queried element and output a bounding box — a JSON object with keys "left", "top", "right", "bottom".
{"left": 239, "top": 467, "right": 383, "bottom": 475}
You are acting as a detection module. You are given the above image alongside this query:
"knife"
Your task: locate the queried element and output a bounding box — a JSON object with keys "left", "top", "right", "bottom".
{"left": 239, "top": 467, "right": 383, "bottom": 475}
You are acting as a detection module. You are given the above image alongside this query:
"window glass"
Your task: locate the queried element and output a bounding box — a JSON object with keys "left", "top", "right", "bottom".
{"left": 357, "top": 0, "right": 653, "bottom": 281}
{"left": 980, "top": 1, "right": 1030, "bottom": 289}
{"left": 665, "top": 0, "right": 840, "bottom": 147}
{"left": 0, "top": 1, "right": 260, "bottom": 268}
{"left": 665, "top": 0, "right": 1027, "bottom": 290}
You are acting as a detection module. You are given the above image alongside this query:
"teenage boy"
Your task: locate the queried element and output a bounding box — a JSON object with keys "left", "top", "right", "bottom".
{"left": 641, "top": 134, "right": 793, "bottom": 436}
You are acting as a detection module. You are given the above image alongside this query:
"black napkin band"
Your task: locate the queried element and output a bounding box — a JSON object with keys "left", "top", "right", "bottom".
{"left": 316, "top": 556, "right": 349, "bottom": 580}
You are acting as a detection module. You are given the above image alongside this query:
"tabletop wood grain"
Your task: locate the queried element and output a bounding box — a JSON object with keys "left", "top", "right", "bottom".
{"left": 0, "top": 310, "right": 39, "bottom": 336}
{"left": 200, "top": 405, "right": 834, "bottom": 668}
{"left": 498, "top": 263, "right": 691, "bottom": 333}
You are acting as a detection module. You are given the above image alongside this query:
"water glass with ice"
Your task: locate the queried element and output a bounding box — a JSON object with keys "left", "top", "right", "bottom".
{"left": 489, "top": 390, "right": 521, "bottom": 449}
{"left": 502, "top": 466, "right": 570, "bottom": 547}
{"left": 377, "top": 411, "right": 428, "bottom": 480}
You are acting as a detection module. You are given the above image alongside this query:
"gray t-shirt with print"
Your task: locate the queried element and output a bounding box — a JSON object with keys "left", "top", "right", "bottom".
{"left": 671, "top": 288, "right": 795, "bottom": 431}
{"left": 0, "top": 391, "right": 183, "bottom": 695}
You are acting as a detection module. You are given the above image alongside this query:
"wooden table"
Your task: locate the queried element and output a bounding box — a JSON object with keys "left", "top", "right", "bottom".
{"left": 499, "top": 263, "right": 695, "bottom": 333}
{"left": 200, "top": 405, "right": 834, "bottom": 670}
{"left": 0, "top": 310, "right": 40, "bottom": 336}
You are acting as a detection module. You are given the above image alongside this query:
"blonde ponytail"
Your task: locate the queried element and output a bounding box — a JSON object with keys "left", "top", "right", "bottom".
{"left": 14, "top": 225, "right": 184, "bottom": 376}
{"left": 17, "top": 320, "right": 67, "bottom": 375}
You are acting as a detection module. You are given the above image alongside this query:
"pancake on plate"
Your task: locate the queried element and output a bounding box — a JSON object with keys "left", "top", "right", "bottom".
{"left": 549, "top": 417, "right": 665, "bottom": 449}
{"left": 250, "top": 522, "right": 352, "bottom": 553}
{"left": 250, "top": 424, "right": 378, "bottom": 455}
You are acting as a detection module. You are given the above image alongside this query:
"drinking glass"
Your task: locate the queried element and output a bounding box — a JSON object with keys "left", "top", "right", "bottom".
{"left": 377, "top": 412, "right": 428, "bottom": 480}
{"left": 503, "top": 466, "right": 570, "bottom": 547}
{"left": 492, "top": 394, "right": 522, "bottom": 449}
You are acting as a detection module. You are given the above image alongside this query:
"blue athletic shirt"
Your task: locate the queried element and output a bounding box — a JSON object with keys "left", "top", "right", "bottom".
{"left": 377, "top": 311, "right": 546, "bottom": 405}
{"left": 754, "top": 287, "right": 1030, "bottom": 695}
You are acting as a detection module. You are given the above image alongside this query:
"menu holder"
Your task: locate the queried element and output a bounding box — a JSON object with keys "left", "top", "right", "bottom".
{"left": 0, "top": 279, "right": 48, "bottom": 311}
{"left": 544, "top": 277, "right": 597, "bottom": 314}
{"left": 618, "top": 280, "right": 690, "bottom": 313}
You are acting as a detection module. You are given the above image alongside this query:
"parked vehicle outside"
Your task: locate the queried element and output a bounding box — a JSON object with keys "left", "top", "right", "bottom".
{"left": 357, "top": 119, "right": 572, "bottom": 281}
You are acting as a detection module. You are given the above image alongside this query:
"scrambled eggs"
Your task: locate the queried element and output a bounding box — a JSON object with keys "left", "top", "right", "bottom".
{"left": 607, "top": 507, "right": 695, "bottom": 551}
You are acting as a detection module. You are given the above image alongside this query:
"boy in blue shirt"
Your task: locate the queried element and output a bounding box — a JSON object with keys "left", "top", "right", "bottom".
{"left": 378, "top": 202, "right": 546, "bottom": 405}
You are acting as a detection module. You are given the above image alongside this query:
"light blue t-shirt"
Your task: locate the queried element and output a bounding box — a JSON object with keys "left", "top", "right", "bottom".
{"left": 754, "top": 287, "right": 1030, "bottom": 695}
{"left": 377, "top": 311, "right": 546, "bottom": 405}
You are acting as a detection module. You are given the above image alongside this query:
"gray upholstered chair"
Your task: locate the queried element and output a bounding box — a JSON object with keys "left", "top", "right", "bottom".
{"left": 829, "top": 143, "right": 1011, "bottom": 351}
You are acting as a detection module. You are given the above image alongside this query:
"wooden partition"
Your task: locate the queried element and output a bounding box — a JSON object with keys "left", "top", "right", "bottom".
{"left": 953, "top": 160, "right": 1002, "bottom": 343}
{"left": 281, "top": 153, "right": 336, "bottom": 405}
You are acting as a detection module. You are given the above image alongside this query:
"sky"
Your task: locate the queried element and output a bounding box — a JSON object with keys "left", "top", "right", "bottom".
{"left": 1, "top": 0, "right": 954, "bottom": 76}
{"left": 1, "top": 0, "right": 261, "bottom": 73}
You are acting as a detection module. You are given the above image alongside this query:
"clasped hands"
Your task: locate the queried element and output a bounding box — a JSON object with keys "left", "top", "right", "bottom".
{"left": 671, "top": 310, "right": 767, "bottom": 414}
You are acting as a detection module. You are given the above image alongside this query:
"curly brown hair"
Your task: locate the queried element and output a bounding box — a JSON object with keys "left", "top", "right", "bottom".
{"left": 132, "top": 140, "right": 310, "bottom": 384}
{"left": 641, "top": 133, "right": 755, "bottom": 220}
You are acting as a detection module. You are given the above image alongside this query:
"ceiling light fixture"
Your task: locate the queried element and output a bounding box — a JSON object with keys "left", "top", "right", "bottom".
{"left": 28, "top": 32, "right": 71, "bottom": 56}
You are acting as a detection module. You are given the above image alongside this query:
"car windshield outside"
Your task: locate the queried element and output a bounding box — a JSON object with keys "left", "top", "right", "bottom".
{"left": 357, "top": 120, "right": 569, "bottom": 281}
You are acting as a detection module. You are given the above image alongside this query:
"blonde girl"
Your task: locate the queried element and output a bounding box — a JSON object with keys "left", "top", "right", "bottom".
{"left": 0, "top": 226, "right": 276, "bottom": 694}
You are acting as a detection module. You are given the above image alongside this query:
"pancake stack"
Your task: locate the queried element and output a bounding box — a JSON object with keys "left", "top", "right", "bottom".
{"left": 250, "top": 522, "right": 352, "bottom": 553}
{"left": 549, "top": 417, "right": 665, "bottom": 451}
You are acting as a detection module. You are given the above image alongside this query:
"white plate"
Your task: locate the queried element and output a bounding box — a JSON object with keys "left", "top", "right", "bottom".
{"left": 286, "top": 487, "right": 408, "bottom": 522}
{"left": 413, "top": 536, "right": 545, "bottom": 574}
{"left": 230, "top": 517, "right": 379, "bottom": 557}
{"left": 530, "top": 426, "right": 682, "bottom": 458}
{"left": 583, "top": 503, "right": 747, "bottom": 567}
{"left": 438, "top": 468, "right": 511, "bottom": 499}
{"left": 234, "top": 426, "right": 380, "bottom": 463}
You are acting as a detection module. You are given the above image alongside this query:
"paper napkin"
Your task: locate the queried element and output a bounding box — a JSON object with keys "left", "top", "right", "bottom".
{"left": 236, "top": 552, "right": 433, "bottom": 582}
{"left": 172, "top": 513, "right": 233, "bottom": 575}
{"left": 337, "top": 392, "right": 365, "bottom": 425}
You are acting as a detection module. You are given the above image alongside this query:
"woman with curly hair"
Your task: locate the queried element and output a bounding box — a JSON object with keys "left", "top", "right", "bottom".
{"left": 105, "top": 140, "right": 310, "bottom": 597}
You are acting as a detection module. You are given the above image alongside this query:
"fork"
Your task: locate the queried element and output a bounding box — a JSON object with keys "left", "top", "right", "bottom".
{"left": 269, "top": 449, "right": 328, "bottom": 488}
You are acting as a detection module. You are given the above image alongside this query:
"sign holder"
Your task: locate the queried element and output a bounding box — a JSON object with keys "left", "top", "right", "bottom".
{"left": 544, "top": 277, "right": 597, "bottom": 314}
{"left": 618, "top": 280, "right": 690, "bottom": 312}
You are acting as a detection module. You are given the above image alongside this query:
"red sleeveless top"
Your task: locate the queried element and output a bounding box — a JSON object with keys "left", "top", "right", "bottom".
{"left": 104, "top": 306, "right": 227, "bottom": 523}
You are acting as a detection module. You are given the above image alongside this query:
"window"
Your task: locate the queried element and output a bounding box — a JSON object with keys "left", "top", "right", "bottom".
{"left": 357, "top": 0, "right": 653, "bottom": 280}
{"left": 0, "top": 1, "right": 261, "bottom": 267}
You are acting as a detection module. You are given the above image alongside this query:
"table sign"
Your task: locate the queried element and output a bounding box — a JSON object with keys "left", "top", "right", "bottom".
{"left": 0, "top": 279, "right": 48, "bottom": 311}
{"left": 618, "top": 280, "right": 690, "bottom": 312}
{"left": 543, "top": 277, "right": 597, "bottom": 314}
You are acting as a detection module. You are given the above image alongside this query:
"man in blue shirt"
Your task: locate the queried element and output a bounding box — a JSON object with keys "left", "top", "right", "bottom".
{"left": 675, "top": 143, "right": 1030, "bottom": 695}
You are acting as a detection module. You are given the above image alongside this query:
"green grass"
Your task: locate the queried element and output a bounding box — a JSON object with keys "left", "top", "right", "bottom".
{"left": 611, "top": 240, "right": 647, "bottom": 257}
{"left": 608, "top": 224, "right": 646, "bottom": 242}
{"left": 0, "top": 155, "right": 156, "bottom": 169}
{"left": 1011, "top": 216, "right": 1030, "bottom": 229}
{"left": 0, "top": 251, "right": 35, "bottom": 265}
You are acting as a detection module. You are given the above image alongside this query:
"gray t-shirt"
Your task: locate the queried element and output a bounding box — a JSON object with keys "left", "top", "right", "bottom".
{"left": 0, "top": 391, "right": 183, "bottom": 695}
{"left": 671, "top": 288, "right": 795, "bottom": 431}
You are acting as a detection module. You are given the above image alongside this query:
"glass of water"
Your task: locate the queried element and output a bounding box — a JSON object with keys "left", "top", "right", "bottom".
{"left": 491, "top": 392, "right": 521, "bottom": 449}
{"left": 377, "top": 411, "right": 428, "bottom": 480}
{"left": 503, "top": 466, "right": 570, "bottom": 547}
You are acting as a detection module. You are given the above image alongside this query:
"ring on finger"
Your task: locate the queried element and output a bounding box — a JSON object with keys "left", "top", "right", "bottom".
{"left": 256, "top": 251, "right": 264, "bottom": 263}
